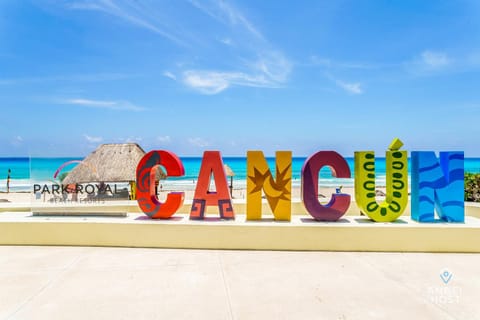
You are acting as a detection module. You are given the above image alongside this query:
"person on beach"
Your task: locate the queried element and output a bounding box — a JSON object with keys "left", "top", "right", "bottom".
{"left": 7, "top": 169, "right": 11, "bottom": 193}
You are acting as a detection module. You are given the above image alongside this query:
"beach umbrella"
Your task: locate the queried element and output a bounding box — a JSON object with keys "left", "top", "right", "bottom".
{"left": 224, "top": 164, "right": 235, "bottom": 197}
{"left": 53, "top": 160, "right": 83, "bottom": 179}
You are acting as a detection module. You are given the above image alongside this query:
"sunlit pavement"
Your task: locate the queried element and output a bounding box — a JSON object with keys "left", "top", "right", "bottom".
{"left": 1, "top": 246, "right": 479, "bottom": 320}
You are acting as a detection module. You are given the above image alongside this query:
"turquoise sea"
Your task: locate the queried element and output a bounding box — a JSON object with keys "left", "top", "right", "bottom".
{"left": 1, "top": 157, "right": 480, "bottom": 192}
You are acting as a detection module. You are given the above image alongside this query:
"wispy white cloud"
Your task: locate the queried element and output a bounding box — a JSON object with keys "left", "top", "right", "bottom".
{"left": 183, "top": 51, "right": 291, "bottom": 94}
{"left": 218, "top": 1, "right": 262, "bottom": 39}
{"left": 220, "top": 37, "right": 233, "bottom": 46}
{"left": 182, "top": 2, "right": 291, "bottom": 94}
{"left": 183, "top": 71, "right": 230, "bottom": 94}
{"left": 308, "top": 56, "right": 367, "bottom": 95}
{"left": 60, "top": 98, "right": 146, "bottom": 111}
{"left": 183, "top": 70, "right": 278, "bottom": 94}
{"left": 335, "top": 80, "right": 363, "bottom": 95}
{"left": 68, "top": 0, "right": 186, "bottom": 45}
{"left": 163, "top": 71, "right": 176, "bottom": 81}
{"left": 11, "top": 136, "right": 24, "bottom": 147}
{"left": 83, "top": 134, "right": 103, "bottom": 143}
{"left": 324, "top": 73, "right": 364, "bottom": 95}
{"left": 405, "top": 50, "right": 452, "bottom": 75}
{"left": 188, "top": 137, "right": 210, "bottom": 147}
{"left": 421, "top": 50, "right": 450, "bottom": 68}
{"left": 66, "top": 1, "right": 291, "bottom": 94}
{"left": 404, "top": 50, "right": 480, "bottom": 76}
{"left": 189, "top": 0, "right": 263, "bottom": 40}
{"left": 157, "top": 135, "right": 171, "bottom": 143}
{"left": 251, "top": 51, "right": 291, "bottom": 83}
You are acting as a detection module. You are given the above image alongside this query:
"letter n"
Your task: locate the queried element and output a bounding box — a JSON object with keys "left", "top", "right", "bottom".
{"left": 247, "top": 151, "right": 292, "bottom": 221}
{"left": 411, "top": 151, "right": 464, "bottom": 222}
{"left": 190, "top": 151, "right": 234, "bottom": 220}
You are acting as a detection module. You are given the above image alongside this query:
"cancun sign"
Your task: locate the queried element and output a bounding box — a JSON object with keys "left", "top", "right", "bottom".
{"left": 135, "top": 138, "right": 465, "bottom": 223}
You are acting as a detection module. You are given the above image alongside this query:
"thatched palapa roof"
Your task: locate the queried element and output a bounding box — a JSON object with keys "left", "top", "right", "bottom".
{"left": 62, "top": 143, "right": 166, "bottom": 184}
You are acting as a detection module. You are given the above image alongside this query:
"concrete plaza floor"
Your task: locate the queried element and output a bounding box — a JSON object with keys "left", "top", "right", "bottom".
{"left": 0, "top": 246, "right": 479, "bottom": 320}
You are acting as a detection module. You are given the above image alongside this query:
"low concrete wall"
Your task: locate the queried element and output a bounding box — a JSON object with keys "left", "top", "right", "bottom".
{"left": 1, "top": 212, "right": 480, "bottom": 252}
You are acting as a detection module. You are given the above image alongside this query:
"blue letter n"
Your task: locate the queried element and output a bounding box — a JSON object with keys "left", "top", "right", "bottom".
{"left": 411, "top": 152, "right": 464, "bottom": 222}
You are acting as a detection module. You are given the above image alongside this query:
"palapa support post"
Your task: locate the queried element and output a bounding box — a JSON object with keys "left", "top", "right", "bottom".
{"left": 129, "top": 181, "right": 137, "bottom": 200}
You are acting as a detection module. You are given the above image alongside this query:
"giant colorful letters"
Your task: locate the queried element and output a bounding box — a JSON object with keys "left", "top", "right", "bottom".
{"left": 136, "top": 139, "right": 465, "bottom": 223}
{"left": 301, "top": 151, "right": 351, "bottom": 221}
{"left": 354, "top": 138, "right": 409, "bottom": 222}
{"left": 247, "top": 151, "right": 292, "bottom": 221}
{"left": 190, "top": 151, "right": 234, "bottom": 220}
{"left": 411, "top": 151, "right": 464, "bottom": 222}
{"left": 136, "top": 150, "right": 185, "bottom": 219}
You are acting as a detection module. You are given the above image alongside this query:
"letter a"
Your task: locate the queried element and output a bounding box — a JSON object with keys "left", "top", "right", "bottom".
{"left": 190, "top": 151, "right": 235, "bottom": 220}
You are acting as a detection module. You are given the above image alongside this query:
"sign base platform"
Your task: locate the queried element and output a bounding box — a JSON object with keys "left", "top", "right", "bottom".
{"left": 1, "top": 212, "right": 479, "bottom": 252}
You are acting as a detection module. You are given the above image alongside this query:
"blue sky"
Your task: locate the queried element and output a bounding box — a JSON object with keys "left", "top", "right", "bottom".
{"left": 1, "top": 0, "right": 479, "bottom": 157}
